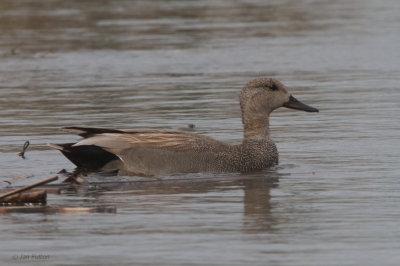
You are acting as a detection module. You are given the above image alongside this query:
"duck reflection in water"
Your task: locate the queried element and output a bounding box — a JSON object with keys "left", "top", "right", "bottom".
{"left": 60, "top": 169, "right": 281, "bottom": 234}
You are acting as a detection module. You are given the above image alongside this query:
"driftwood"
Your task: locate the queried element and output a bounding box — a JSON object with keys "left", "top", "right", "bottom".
{"left": 0, "top": 190, "right": 46, "bottom": 205}
{"left": 0, "top": 206, "right": 116, "bottom": 214}
{"left": 31, "top": 187, "right": 61, "bottom": 194}
{"left": 0, "top": 175, "right": 58, "bottom": 201}
{"left": 0, "top": 187, "right": 61, "bottom": 195}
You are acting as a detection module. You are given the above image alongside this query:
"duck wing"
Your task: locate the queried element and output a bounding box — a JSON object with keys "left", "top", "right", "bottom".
{"left": 54, "top": 127, "right": 231, "bottom": 174}
{"left": 71, "top": 128, "right": 229, "bottom": 154}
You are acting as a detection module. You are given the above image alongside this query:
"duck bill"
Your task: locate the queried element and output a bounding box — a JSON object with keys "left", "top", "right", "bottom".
{"left": 283, "top": 95, "right": 319, "bottom": 112}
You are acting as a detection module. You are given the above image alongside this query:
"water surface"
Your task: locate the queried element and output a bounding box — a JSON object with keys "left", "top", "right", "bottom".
{"left": 1, "top": 0, "right": 400, "bottom": 265}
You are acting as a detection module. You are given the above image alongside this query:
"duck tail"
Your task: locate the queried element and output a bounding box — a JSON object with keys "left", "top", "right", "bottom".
{"left": 47, "top": 142, "right": 119, "bottom": 170}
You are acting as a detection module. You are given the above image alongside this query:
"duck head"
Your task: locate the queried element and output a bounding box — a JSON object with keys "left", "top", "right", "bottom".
{"left": 240, "top": 78, "right": 318, "bottom": 137}
{"left": 240, "top": 77, "right": 319, "bottom": 115}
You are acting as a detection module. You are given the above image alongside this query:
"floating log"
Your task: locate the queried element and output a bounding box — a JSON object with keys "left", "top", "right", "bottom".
{"left": 0, "top": 206, "right": 116, "bottom": 214}
{"left": 0, "top": 190, "right": 46, "bottom": 205}
{"left": 0, "top": 175, "right": 58, "bottom": 201}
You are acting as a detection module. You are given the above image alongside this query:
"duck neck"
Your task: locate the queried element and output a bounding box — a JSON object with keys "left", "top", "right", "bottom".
{"left": 242, "top": 114, "right": 270, "bottom": 140}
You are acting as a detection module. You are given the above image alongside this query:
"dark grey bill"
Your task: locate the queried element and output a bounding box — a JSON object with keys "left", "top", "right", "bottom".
{"left": 283, "top": 95, "right": 319, "bottom": 112}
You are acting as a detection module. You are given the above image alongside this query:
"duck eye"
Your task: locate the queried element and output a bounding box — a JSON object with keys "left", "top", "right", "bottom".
{"left": 270, "top": 83, "right": 279, "bottom": 91}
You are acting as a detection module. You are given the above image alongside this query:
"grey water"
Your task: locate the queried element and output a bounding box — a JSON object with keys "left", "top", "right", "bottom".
{"left": 1, "top": 0, "right": 400, "bottom": 265}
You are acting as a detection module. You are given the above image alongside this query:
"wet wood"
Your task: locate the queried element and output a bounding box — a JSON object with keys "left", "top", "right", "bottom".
{"left": 0, "top": 190, "right": 46, "bottom": 205}
{"left": 0, "top": 187, "right": 61, "bottom": 195}
{"left": 0, "top": 206, "right": 116, "bottom": 214}
{"left": 31, "top": 187, "right": 61, "bottom": 194}
{"left": 0, "top": 175, "right": 58, "bottom": 201}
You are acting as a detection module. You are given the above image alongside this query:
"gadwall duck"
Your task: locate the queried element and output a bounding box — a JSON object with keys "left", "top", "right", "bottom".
{"left": 49, "top": 78, "right": 318, "bottom": 175}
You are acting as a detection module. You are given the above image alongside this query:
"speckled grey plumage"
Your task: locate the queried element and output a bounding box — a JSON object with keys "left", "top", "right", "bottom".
{"left": 49, "top": 78, "right": 318, "bottom": 175}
